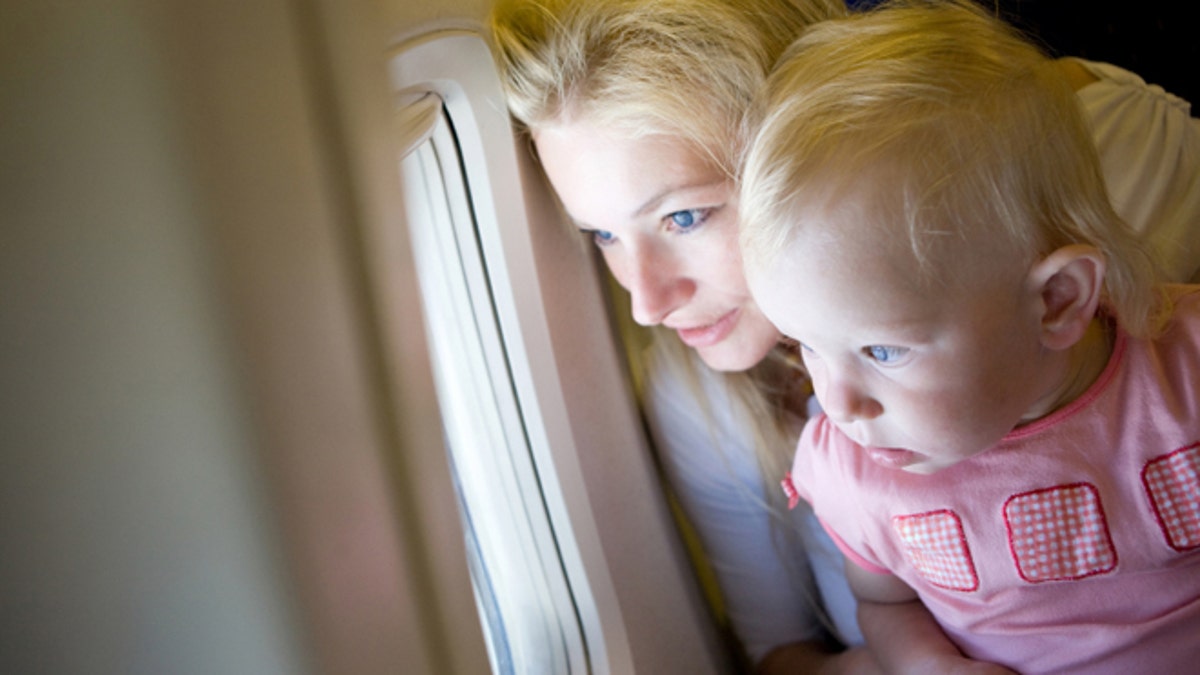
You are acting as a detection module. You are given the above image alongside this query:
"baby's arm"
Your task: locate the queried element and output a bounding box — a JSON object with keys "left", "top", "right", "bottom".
{"left": 846, "top": 563, "right": 1016, "bottom": 675}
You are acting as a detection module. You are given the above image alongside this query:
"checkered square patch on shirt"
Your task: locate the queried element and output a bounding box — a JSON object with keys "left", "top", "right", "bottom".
{"left": 1142, "top": 443, "right": 1200, "bottom": 552}
{"left": 1004, "top": 483, "right": 1116, "bottom": 582}
{"left": 892, "top": 510, "right": 978, "bottom": 591}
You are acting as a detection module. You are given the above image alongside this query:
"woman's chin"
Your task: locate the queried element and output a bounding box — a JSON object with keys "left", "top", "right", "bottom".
{"left": 693, "top": 337, "right": 776, "bottom": 373}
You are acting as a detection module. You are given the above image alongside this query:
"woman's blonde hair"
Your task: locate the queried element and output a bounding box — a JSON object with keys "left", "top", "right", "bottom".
{"left": 487, "top": 0, "right": 844, "bottom": 495}
{"left": 488, "top": 0, "right": 845, "bottom": 177}
{"left": 740, "top": 0, "right": 1167, "bottom": 336}
{"left": 488, "top": 0, "right": 844, "bottom": 642}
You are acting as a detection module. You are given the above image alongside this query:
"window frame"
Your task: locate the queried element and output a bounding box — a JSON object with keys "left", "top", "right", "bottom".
{"left": 384, "top": 30, "right": 731, "bottom": 674}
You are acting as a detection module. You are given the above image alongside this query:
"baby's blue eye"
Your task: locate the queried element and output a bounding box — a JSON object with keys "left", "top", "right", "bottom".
{"left": 866, "top": 345, "right": 908, "bottom": 364}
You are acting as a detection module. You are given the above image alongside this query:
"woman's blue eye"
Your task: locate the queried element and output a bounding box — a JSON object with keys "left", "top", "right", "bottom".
{"left": 590, "top": 229, "right": 616, "bottom": 246}
{"left": 671, "top": 210, "right": 696, "bottom": 228}
{"left": 668, "top": 209, "right": 707, "bottom": 230}
{"left": 866, "top": 345, "right": 908, "bottom": 364}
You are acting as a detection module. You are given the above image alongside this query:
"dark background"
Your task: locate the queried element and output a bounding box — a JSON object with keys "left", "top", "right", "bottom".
{"left": 998, "top": 0, "right": 1196, "bottom": 107}
{"left": 848, "top": 0, "right": 1197, "bottom": 110}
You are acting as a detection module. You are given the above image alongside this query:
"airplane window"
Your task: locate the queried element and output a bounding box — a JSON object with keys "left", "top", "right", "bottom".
{"left": 385, "top": 30, "right": 729, "bottom": 675}
{"left": 387, "top": 32, "right": 599, "bottom": 674}
{"left": 398, "top": 106, "right": 587, "bottom": 674}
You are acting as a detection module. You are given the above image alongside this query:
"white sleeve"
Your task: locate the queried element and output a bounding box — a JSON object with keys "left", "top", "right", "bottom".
{"left": 640, "top": 356, "right": 840, "bottom": 662}
{"left": 1074, "top": 58, "right": 1200, "bottom": 283}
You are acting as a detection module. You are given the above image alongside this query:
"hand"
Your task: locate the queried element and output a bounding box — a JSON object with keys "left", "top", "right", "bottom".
{"left": 756, "top": 643, "right": 884, "bottom": 675}
{"left": 845, "top": 564, "right": 1016, "bottom": 675}
{"left": 826, "top": 647, "right": 885, "bottom": 675}
{"left": 899, "top": 652, "right": 1017, "bottom": 675}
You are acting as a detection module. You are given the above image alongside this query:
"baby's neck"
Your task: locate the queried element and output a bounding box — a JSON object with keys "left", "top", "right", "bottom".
{"left": 1019, "top": 317, "right": 1114, "bottom": 425}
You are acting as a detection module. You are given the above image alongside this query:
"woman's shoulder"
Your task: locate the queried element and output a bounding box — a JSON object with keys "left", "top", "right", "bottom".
{"left": 1067, "top": 58, "right": 1191, "bottom": 108}
{"left": 638, "top": 339, "right": 748, "bottom": 464}
{"left": 1066, "top": 57, "right": 1200, "bottom": 284}
{"left": 641, "top": 341, "right": 739, "bottom": 434}
{"left": 643, "top": 336, "right": 792, "bottom": 487}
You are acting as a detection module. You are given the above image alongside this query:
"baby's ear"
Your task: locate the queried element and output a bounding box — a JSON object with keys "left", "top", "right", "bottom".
{"left": 1027, "top": 245, "right": 1106, "bottom": 351}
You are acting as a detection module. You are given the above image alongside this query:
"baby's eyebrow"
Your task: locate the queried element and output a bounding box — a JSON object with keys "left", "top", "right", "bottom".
{"left": 863, "top": 322, "right": 935, "bottom": 345}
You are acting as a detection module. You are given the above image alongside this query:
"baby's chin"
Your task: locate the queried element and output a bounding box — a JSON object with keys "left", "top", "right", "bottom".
{"left": 895, "top": 446, "right": 992, "bottom": 475}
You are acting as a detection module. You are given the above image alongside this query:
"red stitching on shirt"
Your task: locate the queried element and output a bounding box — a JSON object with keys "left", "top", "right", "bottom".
{"left": 1142, "top": 441, "right": 1200, "bottom": 552}
{"left": 892, "top": 510, "right": 979, "bottom": 591}
{"left": 1004, "top": 482, "right": 1117, "bottom": 583}
{"left": 781, "top": 471, "right": 800, "bottom": 510}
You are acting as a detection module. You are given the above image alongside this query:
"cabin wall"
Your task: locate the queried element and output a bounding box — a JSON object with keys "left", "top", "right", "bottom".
{"left": 0, "top": 1, "right": 484, "bottom": 673}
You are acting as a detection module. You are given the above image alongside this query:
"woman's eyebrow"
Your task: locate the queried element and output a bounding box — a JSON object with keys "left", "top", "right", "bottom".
{"left": 632, "top": 178, "right": 727, "bottom": 218}
{"left": 564, "top": 212, "right": 593, "bottom": 231}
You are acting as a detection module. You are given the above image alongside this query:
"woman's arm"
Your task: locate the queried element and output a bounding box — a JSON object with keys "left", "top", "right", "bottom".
{"left": 756, "top": 640, "right": 880, "bottom": 675}
{"left": 752, "top": 558, "right": 997, "bottom": 675}
{"left": 847, "top": 564, "right": 1016, "bottom": 675}
{"left": 640, "top": 352, "right": 836, "bottom": 664}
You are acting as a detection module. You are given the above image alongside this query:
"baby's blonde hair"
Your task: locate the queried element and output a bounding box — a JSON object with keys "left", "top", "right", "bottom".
{"left": 488, "top": 0, "right": 845, "bottom": 178}
{"left": 740, "top": 0, "right": 1165, "bottom": 336}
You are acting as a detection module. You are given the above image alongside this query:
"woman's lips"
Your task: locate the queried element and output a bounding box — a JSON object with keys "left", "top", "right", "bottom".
{"left": 674, "top": 310, "right": 738, "bottom": 348}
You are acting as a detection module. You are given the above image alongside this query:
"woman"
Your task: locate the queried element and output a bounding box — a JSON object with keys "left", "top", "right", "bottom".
{"left": 488, "top": 0, "right": 1200, "bottom": 672}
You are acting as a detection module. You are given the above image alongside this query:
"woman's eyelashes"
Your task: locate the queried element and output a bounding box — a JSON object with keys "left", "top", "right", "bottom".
{"left": 588, "top": 228, "right": 617, "bottom": 247}
{"left": 582, "top": 206, "right": 717, "bottom": 247}
{"left": 666, "top": 207, "right": 713, "bottom": 232}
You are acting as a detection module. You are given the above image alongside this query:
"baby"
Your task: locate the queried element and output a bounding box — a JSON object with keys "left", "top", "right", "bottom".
{"left": 738, "top": 2, "right": 1200, "bottom": 673}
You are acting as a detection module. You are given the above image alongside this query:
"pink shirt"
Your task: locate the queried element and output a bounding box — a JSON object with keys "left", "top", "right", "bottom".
{"left": 789, "top": 286, "right": 1200, "bottom": 674}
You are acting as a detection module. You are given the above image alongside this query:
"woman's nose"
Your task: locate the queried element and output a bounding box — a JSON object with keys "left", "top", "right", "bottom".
{"left": 621, "top": 245, "right": 692, "bottom": 326}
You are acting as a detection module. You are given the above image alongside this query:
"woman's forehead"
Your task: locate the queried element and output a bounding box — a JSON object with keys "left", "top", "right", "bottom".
{"left": 534, "top": 123, "right": 726, "bottom": 216}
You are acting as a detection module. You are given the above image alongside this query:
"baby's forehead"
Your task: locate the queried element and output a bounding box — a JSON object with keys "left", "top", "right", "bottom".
{"left": 784, "top": 195, "right": 920, "bottom": 265}
{"left": 786, "top": 185, "right": 1015, "bottom": 290}
{"left": 779, "top": 229, "right": 1009, "bottom": 338}
{"left": 758, "top": 251, "right": 938, "bottom": 345}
